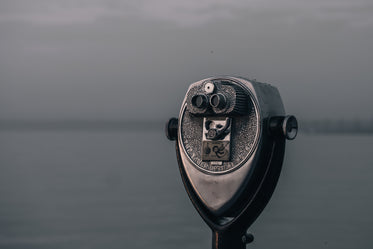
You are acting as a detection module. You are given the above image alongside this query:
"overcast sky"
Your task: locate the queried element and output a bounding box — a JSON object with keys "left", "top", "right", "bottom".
{"left": 0, "top": 0, "right": 372, "bottom": 121}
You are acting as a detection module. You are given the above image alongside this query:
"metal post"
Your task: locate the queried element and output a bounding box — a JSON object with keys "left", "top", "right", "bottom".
{"left": 212, "top": 228, "right": 248, "bottom": 249}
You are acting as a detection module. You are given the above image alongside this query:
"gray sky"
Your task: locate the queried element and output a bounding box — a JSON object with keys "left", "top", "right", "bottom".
{"left": 1, "top": 0, "right": 372, "bottom": 121}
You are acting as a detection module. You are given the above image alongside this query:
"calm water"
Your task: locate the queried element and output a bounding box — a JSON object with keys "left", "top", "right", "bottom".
{"left": 0, "top": 130, "right": 372, "bottom": 249}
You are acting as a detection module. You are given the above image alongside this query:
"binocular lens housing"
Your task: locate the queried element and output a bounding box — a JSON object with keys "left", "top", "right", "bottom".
{"left": 187, "top": 80, "right": 248, "bottom": 116}
{"left": 191, "top": 93, "right": 228, "bottom": 110}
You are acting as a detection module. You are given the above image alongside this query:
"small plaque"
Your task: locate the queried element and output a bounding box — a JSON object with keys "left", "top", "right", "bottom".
{"left": 202, "top": 117, "right": 231, "bottom": 162}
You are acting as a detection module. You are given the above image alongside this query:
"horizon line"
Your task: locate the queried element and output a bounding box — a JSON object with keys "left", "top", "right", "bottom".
{"left": 0, "top": 118, "right": 372, "bottom": 133}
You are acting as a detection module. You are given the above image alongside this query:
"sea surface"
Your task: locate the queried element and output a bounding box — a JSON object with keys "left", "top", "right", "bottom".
{"left": 0, "top": 129, "right": 372, "bottom": 249}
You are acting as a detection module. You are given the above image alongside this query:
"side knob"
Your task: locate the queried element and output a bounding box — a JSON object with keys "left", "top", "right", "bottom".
{"left": 165, "top": 117, "right": 178, "bottom": 141}
{"left": 269, "top": 115, "right": 298, "bottom": 140}
{"left": 282, "top": 115, "right": 298, "bottom": 140}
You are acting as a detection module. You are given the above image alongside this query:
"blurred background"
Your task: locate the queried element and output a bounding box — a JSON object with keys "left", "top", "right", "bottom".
{"left": 0, "top": 0, "right": 372, "bottom": 248}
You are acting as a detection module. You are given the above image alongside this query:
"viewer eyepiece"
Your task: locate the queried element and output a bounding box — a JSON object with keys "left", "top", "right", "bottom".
{"left": 192, "top": 94, "right": 208, "bottom": 109}
{"left": 210, "top": 93, "right": 227, "bottom": 109}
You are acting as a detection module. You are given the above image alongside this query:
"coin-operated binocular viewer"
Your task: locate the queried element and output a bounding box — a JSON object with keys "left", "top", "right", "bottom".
{"left": 166, "top": 77, "right": 297, "bottom": 249}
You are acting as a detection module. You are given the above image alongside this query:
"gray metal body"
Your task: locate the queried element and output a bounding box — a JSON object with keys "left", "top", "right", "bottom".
{"left": 166, "top": 76, "right": 297, "bottom": 249}
{"left": 177, "top": 76, "right": 285, "bottom": 215}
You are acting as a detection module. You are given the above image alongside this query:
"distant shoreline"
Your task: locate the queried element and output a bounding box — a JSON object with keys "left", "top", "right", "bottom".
{"left": 301, "top": 119, "right": 373, "bottom": 134}
{"left": 0, "top": 120, "right": 163, "bottom": 131}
